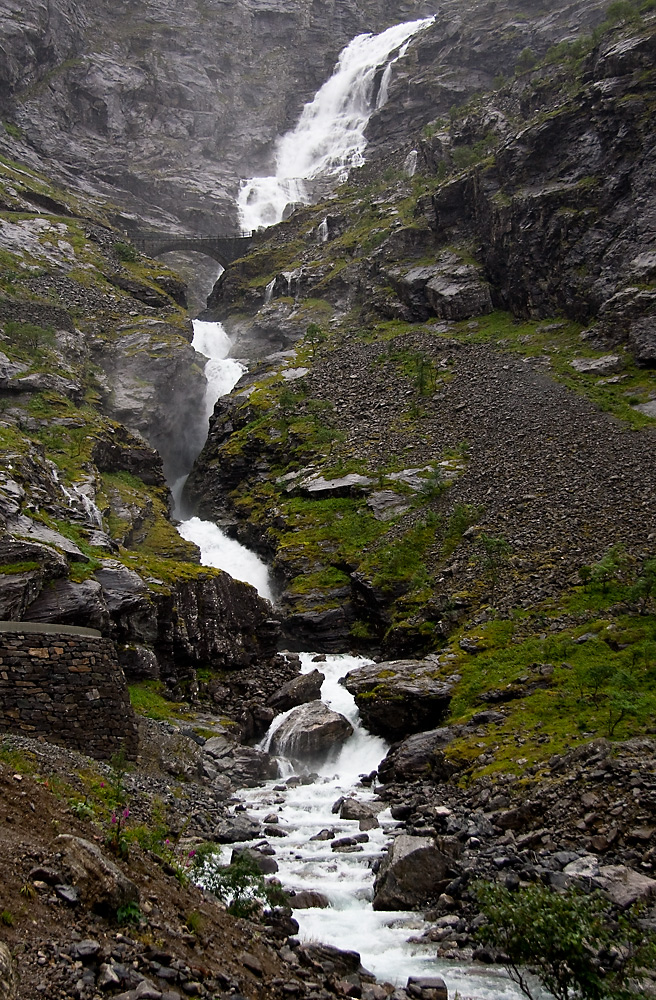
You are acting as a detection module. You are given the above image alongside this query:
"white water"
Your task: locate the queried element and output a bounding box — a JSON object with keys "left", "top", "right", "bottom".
{"left": 175, "top": 320, "right": 274, "bottom": 602}
{"left": 237, "top": 15, "right": 434, "bottom": 231}
{"left": 234, "top": 654, "right": 529, "bottom": 999}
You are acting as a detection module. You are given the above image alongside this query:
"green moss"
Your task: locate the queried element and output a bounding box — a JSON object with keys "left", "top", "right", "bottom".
{"left": 0, "top": 561, "right": 40, "bottom": 574}
{"left": 128, "top": 681, "right": 191, "bottom": 721}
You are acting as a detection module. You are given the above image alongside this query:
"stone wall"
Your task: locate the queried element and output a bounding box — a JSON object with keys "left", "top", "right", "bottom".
{"left": 0, "top": 621, "right": 138, "bottom": 760}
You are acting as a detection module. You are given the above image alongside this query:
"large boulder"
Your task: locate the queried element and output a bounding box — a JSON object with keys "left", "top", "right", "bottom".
{"left": 377, "top": 727, "right": 459, "bottom": 783}
{"left": 373, "top": 835, "right": 451, "bottom": 911}
{"left": 344, "top": 660, "right": 453, "bottom": 740}
{"left": 268, "top": 669, "right": 325, "bottom": 713}
{"left": 54, "top": 835, "right": 139, "bottom": 915}
{"left": 268, "top": 701, "right": 353, "bottom": 758}
{"left": 563, "top": 856, "right": 656, "bottom": 908}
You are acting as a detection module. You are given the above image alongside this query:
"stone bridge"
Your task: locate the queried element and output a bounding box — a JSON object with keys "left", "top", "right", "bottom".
{"left": 130, "top": 231, "right": 254, "bottom": 267}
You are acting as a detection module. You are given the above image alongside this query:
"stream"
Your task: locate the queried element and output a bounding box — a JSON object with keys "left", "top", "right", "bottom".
{"left": 172, "top": 14, "right": 533, "bottom": 999}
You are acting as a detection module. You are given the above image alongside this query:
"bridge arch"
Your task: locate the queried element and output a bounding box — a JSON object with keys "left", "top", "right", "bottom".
{"left": 130, "top": 233, "right": 254, "bottom": 268}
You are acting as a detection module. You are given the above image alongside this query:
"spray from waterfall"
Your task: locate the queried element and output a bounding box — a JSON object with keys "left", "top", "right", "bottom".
{"left": 237, "top": 15, "right": 434, "bottom": 231}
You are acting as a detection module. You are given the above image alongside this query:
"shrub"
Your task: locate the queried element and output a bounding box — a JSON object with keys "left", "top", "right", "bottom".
{"left": 114, "top": 241, "right": 139, "bottom": 262}
{"left": 474, "top": 881, "right": 654, "bottom": 1000}
{"left": 196, "top": 850, "right": 287, "bottom": 918}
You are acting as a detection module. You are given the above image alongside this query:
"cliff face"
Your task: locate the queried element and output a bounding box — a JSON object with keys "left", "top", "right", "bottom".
{"left": 188, "top": 2, "right": 656, "bottom": 657}
{"left": 0, "top": 0, "right": 433, "bottom": 232}
{"left": 0, "top": 154, "right": 278, "bottom": 685}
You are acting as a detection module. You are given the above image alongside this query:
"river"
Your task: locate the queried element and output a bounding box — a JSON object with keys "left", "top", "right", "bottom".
{"left": 173, "top": 15, "right": 532, "bottom": 999}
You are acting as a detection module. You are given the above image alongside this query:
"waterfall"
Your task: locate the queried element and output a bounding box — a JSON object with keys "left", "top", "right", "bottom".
{"left": 234, "top": 654, "right": 530, "bottom": 998}
{"left": 175, "top": 320, "right": 274, "bottom": 602}
{"left": 237, "top": 15, "right": 434, "bottom": 231}
{"left": 317, "top": 218, "right": 329, "bottom": 243}
{"left": 264, "top": 277, "right": 276, "bottom": 304}
{"left": 376, "top": 37, "right": 414, "bottom": 110}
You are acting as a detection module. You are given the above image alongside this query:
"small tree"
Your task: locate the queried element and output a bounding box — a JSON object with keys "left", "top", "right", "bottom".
{"left": 475, "top": 881, "right": 652, "bottom": 1000}
{"left": 478, "top": 533, "right": 512, "bottom": 599}
{"left": 629, "top": 556, "right": 656, "bottom": 612}
{"left": 306, "top": 322, "right": 325, "bottom": 356}
{"left": 589, "top": 544, "right": 628, "bottom": 593}
{"left": 196, "top": 850, "right": 287, "bottom": 919}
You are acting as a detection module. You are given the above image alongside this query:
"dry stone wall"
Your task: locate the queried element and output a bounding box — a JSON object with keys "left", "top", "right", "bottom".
{"left": 0, "top": 621, "right": 138, "bottom": 760}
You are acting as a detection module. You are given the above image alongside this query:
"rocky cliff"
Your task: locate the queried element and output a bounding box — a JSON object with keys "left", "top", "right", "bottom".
{"left": 0, "top": 153, "right": 278, "bottom": 689}
{"left": 187, "top": 1, "right": 656, "bottom": 678}
{"left": 0, "top": 0, "right": 433, "bottom": 234}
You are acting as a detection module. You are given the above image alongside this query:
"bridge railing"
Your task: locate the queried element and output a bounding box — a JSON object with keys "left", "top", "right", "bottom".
{"left": 131, "top": 231, "right": 254, "bottom": 241}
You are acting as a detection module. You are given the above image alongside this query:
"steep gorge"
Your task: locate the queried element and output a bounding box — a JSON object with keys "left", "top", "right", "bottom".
{"left": 0, "top": 1, "right": 655, "bottom": 997}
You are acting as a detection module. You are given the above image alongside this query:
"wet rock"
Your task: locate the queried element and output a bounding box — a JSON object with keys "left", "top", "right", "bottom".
{"left": 54, "top": 835, "right": 139, "bottom": 914}
{"left": 268, "top": 700, "right": 353, "bottom": 758}
{"left": 378, "top": 727, "right": 459, "bottom": 784}
{"left": 344, "top": 660, "right": 453, "bottom": 740}
{"left": 202, "top": 734, "right": 279, "bottom": 785}
{"left": 406, "top": 977, "right": 448, "bottom": 1000}
{"left": 268, "top": 669, "right": 325, "bottom": 713}
{"left": 290, "top": 889, "right": 330, "bottom": 909}
{"left": 373, "top": 835, "right": 451, "bottom": 911}
{"left": 339, "top": 798, "right": 380, "bottom": 830}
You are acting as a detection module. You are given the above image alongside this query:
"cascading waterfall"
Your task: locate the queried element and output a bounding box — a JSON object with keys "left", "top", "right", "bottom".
{"left": 237, "top": 15, "right": 434, "bottom": 231}
{"left": 176, "top": 15, "right": 530, "bottom": 996}
{"left": 176, "top": 320, "right": 274, "bottom": 602}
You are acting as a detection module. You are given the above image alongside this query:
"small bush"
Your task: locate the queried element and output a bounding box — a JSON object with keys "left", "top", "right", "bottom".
{"left": 197, "top": 851, "right": 287, "bottom": 919}
{"left": 114, "top": 241, "right": 139, "bottom": 263}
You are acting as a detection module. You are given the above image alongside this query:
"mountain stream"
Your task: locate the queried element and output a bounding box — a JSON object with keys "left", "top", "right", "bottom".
{"left": 174, "top": 15, "right": 533, "bottom": 998}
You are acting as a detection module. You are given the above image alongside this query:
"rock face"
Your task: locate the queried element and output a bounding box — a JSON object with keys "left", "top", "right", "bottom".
{"left": 373, "top": 834, "right": 450, "bottom": 910}
{"left": 344, "top": 660, "right": 453, "bottom": 739}
{"left": 268, "top": 701, "right": 354, "bottom": 758}
{"left": 0, "top": 0, "right": 434, "bottom": 232}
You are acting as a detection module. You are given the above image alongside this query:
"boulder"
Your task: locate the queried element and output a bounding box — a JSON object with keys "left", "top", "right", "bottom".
{"left": 231, "top": 847, "right": 279, "bottom": 875}
{"left": 344, "top": 660, "right": 453, "bottom": 740}
{"left": 563, "top": 856, "right": 656, "bottom": 908}
{"left": 202, "top": 735, "right": 279, "bottom": 785}
{"left": 294, "top": 473, "right": 373, "bottom": 498}
{"left": 377, "top": 728, "right": 459, "bottom": 783}
{"left": 291, "top": 889, "right": 330, "bottom": 909}
{"left": 213, "top": 815, "right": 262, "bottom": 844}
{"left": 339, "top": 798, "right": 380, "bottom": 830}
{"left": 268, "top": 700, "right": 353, "bottom": 758}
{"left": 54, "top": 835, "right": 139, "bottom": 914}
{"left": 268, "top": 669, "right": 325, "bottom": 713}
{"left": 570, "top": 354, "right": 623, "bottom": 375}
{"left": 406, "top": 976, "right": 448, "bottom": 1000}
{"left": 373, "top": 835, "right": 450, "bottom": 911}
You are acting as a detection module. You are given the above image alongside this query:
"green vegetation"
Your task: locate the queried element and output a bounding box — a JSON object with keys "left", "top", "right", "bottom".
{"left": 475, "top": 881, "right": 655, "bottom": 1000}
{"left": 195, "top": 850, "right": 287, "bottom": 919}
{"left": 114, "top": 240, "right": 139, "bottom": 262}
{"left": 128, "top": 681, "right": 191, "bottom": 721}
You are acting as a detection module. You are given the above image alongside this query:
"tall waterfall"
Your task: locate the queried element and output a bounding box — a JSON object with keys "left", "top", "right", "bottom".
{"left": 237, "top": 15, "right": 434, "bottom": 231}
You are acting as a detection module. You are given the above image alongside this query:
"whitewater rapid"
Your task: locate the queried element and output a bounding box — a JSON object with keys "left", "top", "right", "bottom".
{"left": 234, "top": 655, "right": 531, "bottom": 999}
{"left": 238, "top": 15, "right": 434, "bottom": 230}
